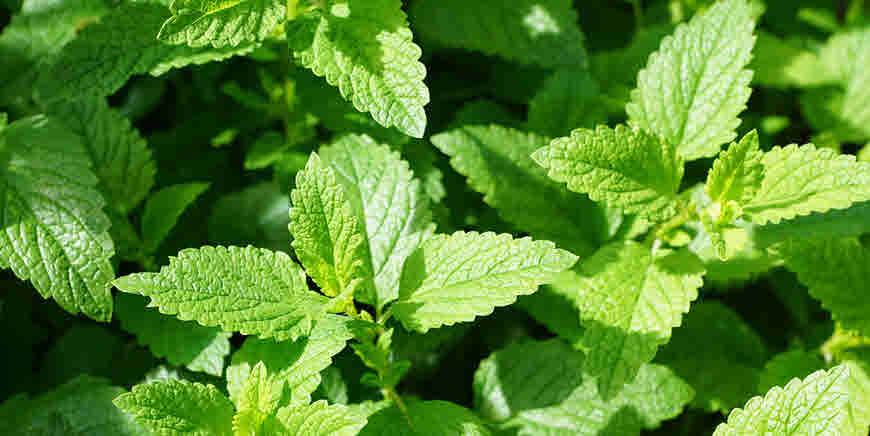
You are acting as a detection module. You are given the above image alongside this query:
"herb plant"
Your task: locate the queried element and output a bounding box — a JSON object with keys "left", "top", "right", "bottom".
{"left": 2, "top": 0, "right": 870, "bottom": 434}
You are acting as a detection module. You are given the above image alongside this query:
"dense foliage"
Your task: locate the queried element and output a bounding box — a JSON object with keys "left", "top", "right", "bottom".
{"left": 2, "top": 0, "right": 870, "bottom": 434}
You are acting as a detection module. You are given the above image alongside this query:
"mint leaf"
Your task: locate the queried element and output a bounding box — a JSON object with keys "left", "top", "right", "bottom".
{"left": 287, "top": 0, "right": 429, "bottom": 138}
{"left": 809, "top": 28, "right": 870, "bottom": 142}
{"left": 114, "top": 246, "right": 328, "bottom": 341}
{"left": 320, "top": 134, "right": 434, "bottom": 308}
{"left": 656, "top": 301, "right": 767, "bottom": 413}
{"left": 114, "top": 379, "right": 235, "bottom": 436}
{"left": 0, "top": 115, "right": 114, "bottom": 321}
{"left": 359, "top": 399, "right": 491, "bottom": 436}
{"left": 474, "top": 339, "right": 584, "bottom": 421}
{"left": 780, "top": 238, "right": 870, "bottom": 337}
{"left": 141, "top": 182, "right": 210, "bottom": 254}
{"left": 289, "top": 153, "right": 370, "bottom": 300}
{"left": 757, "top": 349, "right": 825, "bottom": 394}
{"left": 502, "top": 357, "right": 694, "bottom": 436}
{"left": 626, "top": 0, "right": 757, "bottom": 160}
{"left": 433, "top": 124, "right": 612, "bottom": 257}
{"left": 232, "top": 362, "right": 283, "bottom": 433}
{"left": 751, "top": 200, "right": 870, "bottom": 247}
{"left": 559, "top": 241, "right": 704, "bottom": 398}
{"left": 706, "top": 131, "right": 764, "bottom": 207}
{"left": 743, "top": 144, "right": 870, "bottom": 225}
{"left": 45, "top": 97, "right": 156, "bottom": 215}
{"left": 1, "top": 376, "right": 148, "bottom": 436}
{"left": 158, "top": 0, "right": 283, "bottom": 48}
{"left": 227, "top": 314, "right": 353, "bottom": 409}
{"left": 714, "top": 364, "right": 870, "bottom": 436}
{"left": 409, "top": 0, "right": 587, "bottom": 69}
{"left": 527, "top": 68, "right": 606, "bottom": 138}
{"left": 115, "top": 293, "right": 231, "bottom": 377}
{"left": 532, "top": 124, "right": 684, "bottom": 222}
{"left": 266, "top": 401, "right": 367, "bottom": 436}
{"left": 37, "top": 3, "right": 256, "bottom": 101}
{"left": 392, "top": 231, "right": 578, "bottom": 333}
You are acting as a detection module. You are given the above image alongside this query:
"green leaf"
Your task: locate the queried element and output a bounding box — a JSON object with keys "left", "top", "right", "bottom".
{"left": 359, "top": 399, "right": 492, "bottom": 436}
{"left": 319, "top": 134, "right": 434, "bottom": 308}
{"left": 532, "top": 124, "right": 684, "bottom": 222}
{"left": 114, "top": 379, "right": 235, "bottom": 436}
{"left": 232, "top": 362, "right": 283, "bottom": 434}
{"left": 289, "top": 153, "right": 370, "bottom": 300}
{"left": 115, "top": 293, "right": 231, "bottom": 377}
{"left": 656, "top": 301, "right": 766, "bottom": 413}
{"left": 409, "top": 0, "right": 587, "bottom": 69}
{"left": 779, "top": 238, "right": 870, "bottom": 338}
{"left": 504, "top": 361, "right": 694, "bottom": 436}
{"left": 392, "top": 231, "right": 578, "bottom": 333}
{"left": 244, "top": 131, "right": 290, "bottom": 170}
{"left": 265, "top": 400, "right": 367, "bottom": 436}
{"left": 527, "top": 68, "right": 606, "bottom": 138}
{"left": 757, "top": 349, "right": 826, "bottom": 394}
{"left": 432, "top": 124, "right": 612, "bottom": 257}
{"left": 141, "top": 182, "right": 210, "bottom": 254}
{"left": 751, "top": 200, "right": 870, "bottom": 248}
{"left": 208, "top": 182, "right": 291, "bottom": 253}
{"left": 158, "top": 0, "right": 283, "bottom": 48}
{"left": 742, "top": 144, "right": 870, "bottom": 225}
{"left": 750, "top": 31, "right": 830, "bottom": 89}
{"left": 626, "top": 0, "right": 757, "bottom": 160}
{"left": 227, "top": 314, "right": 353, "bottom": 409}
{"left": 0, "top": 0, "right": 110, "bottom": 102}
{"left": 559, "top": 241, "right": 704, "bottom": 398}
{"left": 706, "top": 131, "right": 764, "bottom": 207}
{"left": 1, "top": 376, "right": 149, "bottom": 436}
{"left": 36, "top": 3, "right": 256, "bottom": 101}
{"left": 516, "top": 286, "right": 585, "bottom": 348}
{"left": 714, "top": 364, "right": 870, "bottom": 436}
{"left": 287, "top": 0, "right": 429, "bottom": 138}
{"left": 45, "top": 97, "right": 156, "bottom": 215}
{"left": 0, "top": 115, "right": 115, "bottom": 321}
{"left": 114, "top": 245, "right": 328, "bottom": 341}
{"left": 351, "top": 327, "right": 411, "bottom": 390}
{"left": 474, "top": 339, "right": 584, "bottom": 422}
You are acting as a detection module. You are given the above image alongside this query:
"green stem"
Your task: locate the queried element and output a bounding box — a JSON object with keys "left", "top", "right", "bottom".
{"left": 821, "top": 323, "right": 870, "bottom": 363}
{"left": 382, "top": 387, "right": 411, "bottom": 424}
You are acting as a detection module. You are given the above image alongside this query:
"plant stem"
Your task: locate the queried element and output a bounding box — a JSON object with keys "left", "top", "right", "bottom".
{"left": 382, "top": 386, "right": 411, "bottom": 423}
{"left": 821, "top": 324, "right": 870, "bottom": 362}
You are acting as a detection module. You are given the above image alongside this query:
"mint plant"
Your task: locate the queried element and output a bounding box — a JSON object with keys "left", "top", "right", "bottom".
{"left": 3, "top": 0, "right": 870, "bottom": 434}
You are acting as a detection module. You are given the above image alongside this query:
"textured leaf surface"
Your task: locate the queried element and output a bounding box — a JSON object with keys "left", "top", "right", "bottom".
{"left": 780, "top": 238, "right": 870, "bottom": 337}
{"left": 114, "top": 379, "right": 235, "bottom": 436}
{"left": 656, "top": 302, "right": 766, "bottom": 412}
{"left": 626, "top": 0, "right": 756, "bottom": 160}
{"left": 0, "top": 0, "right": 110, "bottom": 102}
{"left": 432, "top": 124, "right": 611, "bottom": 257}
{"left": 265, "top": 401, "right": 367, "bottom": 436}
{"left": 45, "top": 98, "right": 156, "bottom": 215}
{"left": 410, "top": 0, "right": 586, "bottom": 69}
{"left": 751, "top": 200, "right": 870, "bottom": 247}
{"left": 527, "top": 68, "right": 606, "bottom": 138}
{"left": 320, "top": 135, "right": 434, "bottom": 308}
{"left": 559, "top": 241, "right": 704, "bottom": 398}
{"left": 474, "top": 339, "right": 584, "bottom": 422}
{"left": 287, "top": 0, "right": 429, "bottom": 138}
{"left": 810, "top": 28, "right": 870, "bottom": 142}
{"left": 141, "top": 182, "right": 210, "bottom": 254}
{"left": 0, "top": 116, "right": 115, "bottom": 321}
{"left": 359, "top": 399, "right": 491, "bottom": 436}
{"left": 290, "top": 153, "right": 369, "bottom": 299}
{"left": 37, "top": 3, "right": 257, "bottom": 101}
{"left": 506, "top": 361, "right": 694, "bottom": 436}
{"left": 532, "top": 124, "right": 683, "bottom": 222}
{"left": 114, "top": 246, "right": 328, "bottom": 341}
{"left": 158, "top": 0, "right": 283, "bottom": 48}
{"left": 758, "top": 349, "right": 826, "bottom": 394}
{"left": 227, "top": 314, "right": 353, "bottom": 409}
{"left": 714, "top": 364, "right": 870, "bottom": 436}
{"left": 706, "top": 131, "right": 764, "bottom": 206}
{"left": 393, "top": 231, "right": 578, "bottom": 333}
{"left": 0, "top": 376, "right": 148, "bottom": 436}
{"left": 115, "top": 293, "right": 231, "bottom": 377}
{"left": 742, "top": 144, "right": 870, "bottom": 225}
